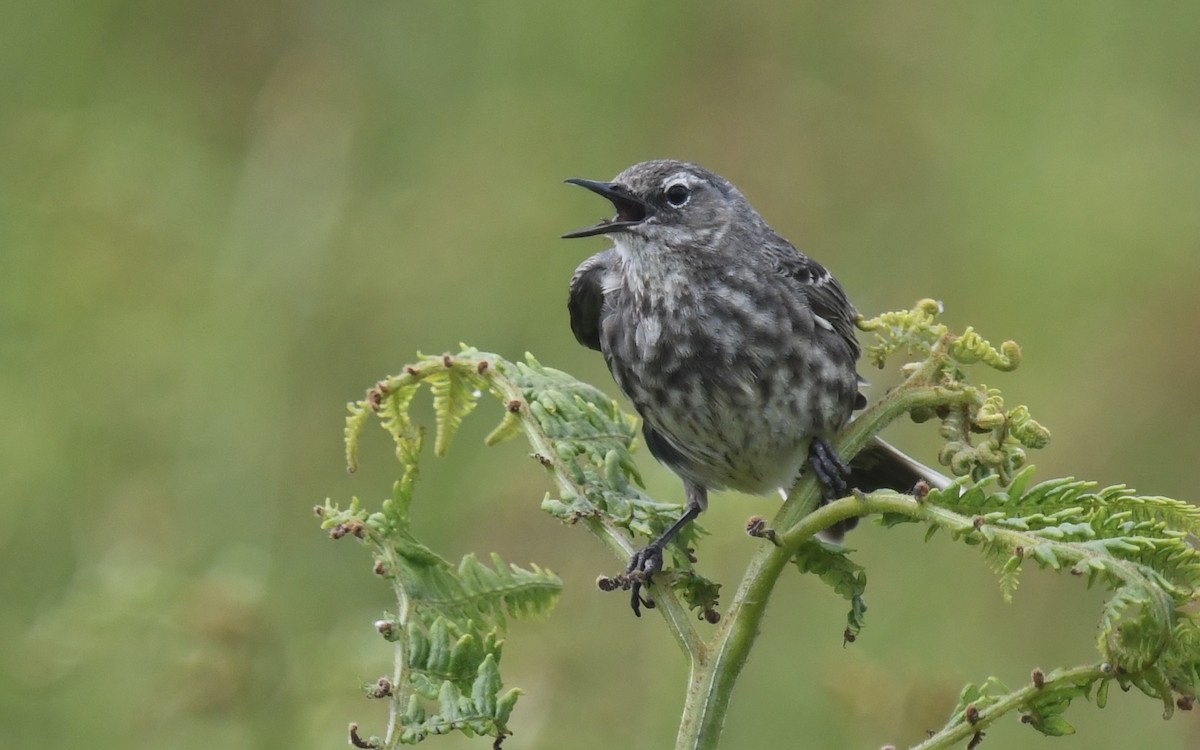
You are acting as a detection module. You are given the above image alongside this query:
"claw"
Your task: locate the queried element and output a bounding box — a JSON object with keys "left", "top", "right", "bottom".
{"left": 603, "top": 491, "right": 705, "bottom": 617}
{"left": 809, "top": 437, "right": 851, "bottom": 500}
{"left": 625, "top": 543, "right": 665, "bottom": 616}
{"left": 808, "top": 437, "right": 861, "bottom": 540}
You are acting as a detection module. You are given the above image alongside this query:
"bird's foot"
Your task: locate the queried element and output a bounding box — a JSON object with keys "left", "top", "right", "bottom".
{"left": 623, "top": 543, "right": 665, "bottom": 617}
{"left": 808, "top": 437, "right": 851, "bottom": 501}
{"left": 808, "top": 437, "right": 859, "bottom": 541}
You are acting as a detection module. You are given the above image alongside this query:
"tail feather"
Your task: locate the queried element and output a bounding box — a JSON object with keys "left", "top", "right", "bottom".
{"left": 848, "top": 436, "right": 951, "bottom": 493}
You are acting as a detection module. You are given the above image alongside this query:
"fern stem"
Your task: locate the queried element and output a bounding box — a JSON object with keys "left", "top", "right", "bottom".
{"left": 910, "top": 664, "right": 1106, "bottom": 750}
{"left": 789, "top": 488, "right": 1178, "bottom": 668}
{"left": 674, "top": 513, "right": 809, "bottom": 750}
{"left": 383, "top": 543, "right": 411, "bottom": 748}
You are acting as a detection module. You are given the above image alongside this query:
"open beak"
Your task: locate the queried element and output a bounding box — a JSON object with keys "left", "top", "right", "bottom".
{"left": 561, "top": 178, "right": 652, "bottom": 239}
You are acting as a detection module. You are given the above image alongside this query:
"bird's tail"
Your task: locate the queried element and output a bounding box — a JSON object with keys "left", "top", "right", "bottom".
{"left": 848, "top": 436, "right": 951, "bottom": 493}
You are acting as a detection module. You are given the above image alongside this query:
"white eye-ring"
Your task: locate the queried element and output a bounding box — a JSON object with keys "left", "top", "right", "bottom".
{"left": 665, "top": 182, "right": 691, "bottom": 207}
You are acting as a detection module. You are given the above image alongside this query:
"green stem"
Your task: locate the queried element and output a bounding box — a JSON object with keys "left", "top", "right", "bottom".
{"left": 673, "top": 521, "right": 801, "bottom": 750}
{"left": 911, "top": 665, "right": 1106, "bottom": 750}
{"left": 383, "top": 544, "right": 411, "bottom": 749}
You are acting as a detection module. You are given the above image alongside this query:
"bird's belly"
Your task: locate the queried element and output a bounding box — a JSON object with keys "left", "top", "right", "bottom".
{"left": 609, "top": 346, "right": 854, "bottom": 495}
{"left": 689, "top": 381, "right": 818, "bottom": 487}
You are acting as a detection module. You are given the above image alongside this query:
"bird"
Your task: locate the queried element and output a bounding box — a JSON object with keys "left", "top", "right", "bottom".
{"left": 563, "top": 159, "right": 945, "bottom": 616}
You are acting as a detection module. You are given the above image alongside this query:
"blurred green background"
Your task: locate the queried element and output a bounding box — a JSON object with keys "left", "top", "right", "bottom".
{"left": 4, "top": 2, "right": 1199, "bottom": 748}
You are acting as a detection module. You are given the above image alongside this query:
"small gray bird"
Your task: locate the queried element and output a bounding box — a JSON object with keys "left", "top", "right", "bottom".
{"left": 563, "top": 159, "right": 945, "bottom": 616}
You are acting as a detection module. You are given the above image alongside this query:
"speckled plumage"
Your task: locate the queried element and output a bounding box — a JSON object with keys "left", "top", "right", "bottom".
{"left": 568, "top": 160, "right": 860, "bottom": 505}
{"left": 563, "top": 160, "right": 926, "bottom": 615}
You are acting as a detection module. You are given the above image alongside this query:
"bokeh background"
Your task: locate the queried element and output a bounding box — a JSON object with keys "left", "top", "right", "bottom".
{"left": 4, "top": 2, "right": 1199, "bottom": 748}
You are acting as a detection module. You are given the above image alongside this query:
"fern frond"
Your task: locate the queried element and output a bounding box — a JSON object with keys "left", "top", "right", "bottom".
{"left": 381, "top": 429, "right": 424, "bottom": 533}
{"left": 327, "top": 351, "right": 580, "bottom": 747}
{"left": 397, "top": 653, "right": 520, "bottom": 744}
{"left": 908, "top": 460, "right": 1200, "bottom": 739}
{"left": 857, "top": 298, "right": 946, "bottom": 368}
{"left": 1098, "top": 584, "right": 1174, "bottom": 673}
{"left": 981, "top": 543, "right": 1023, "bottom": 603}
{"left": 345, "top": 400, "right": 372, "bottom": 473}
{"left": 484, "top": 407, "right": 522, "bottom": 446}
{"left": 793, "top": 540, "right": 868, "bottom": 640}
{"left": 375, "top": 379, "right": 421, "bottom": 446}
{"left": 502, "top": 354, "right": 709, "bottom": 565}
{"left": 453, "top": 553, "right": 563, "bottom": 626}
{"left": 427, "top": 366, "right": 482, "bottom": 456}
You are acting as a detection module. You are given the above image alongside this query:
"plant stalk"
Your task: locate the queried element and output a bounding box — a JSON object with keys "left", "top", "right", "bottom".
{"left": 911, "top": 665, "right": 1106, "bottom": 750}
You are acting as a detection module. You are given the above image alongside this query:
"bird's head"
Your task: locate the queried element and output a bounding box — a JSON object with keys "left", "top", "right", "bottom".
{"left": 562, "top": 160, "right": 758, "bottom": 252}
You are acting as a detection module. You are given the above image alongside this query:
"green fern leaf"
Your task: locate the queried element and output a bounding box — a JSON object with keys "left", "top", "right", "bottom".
{"left": 428, "top": 368, "right": 481, "bottom": 456}
{"left": 471, "top": 653, "right": 502, "bottom": 717}
{"left": 991, "top": 550, "right": 1022, "bottom": 603}
{"left": 375, "top": 379, "right": 421, "bottom": 444}
{"left": 345, "top": 400, "right": 372, "bottom": 472}
{"left": 793, "top": 540, "right": 868, "bottom": 638}
{"left": 484, "top": 407, "right": 523, "bottom": 446}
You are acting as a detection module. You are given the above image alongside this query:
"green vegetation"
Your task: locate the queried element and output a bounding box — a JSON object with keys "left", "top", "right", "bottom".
{"left": 330, "top": 303, "right": 1200, "bottom": 748}
{"left": 7, "top": 5, "right": 1200, "bottom": 749}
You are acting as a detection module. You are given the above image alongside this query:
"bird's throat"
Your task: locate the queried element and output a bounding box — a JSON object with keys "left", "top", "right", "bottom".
{"left": 610, "top": 236, "right": 697, "bottom": 304}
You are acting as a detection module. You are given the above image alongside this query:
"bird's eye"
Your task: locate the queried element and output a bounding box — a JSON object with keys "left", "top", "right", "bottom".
{"left": 665, "top": 183, "right": 690, "bottom": 207}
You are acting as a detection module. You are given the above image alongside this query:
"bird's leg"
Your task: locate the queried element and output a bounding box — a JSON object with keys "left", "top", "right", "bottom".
{"left": 807, "top": 437, "right": 851, "bottom": 501}
{"left": 625, "top": 483, "right": 706, "bottom": 617}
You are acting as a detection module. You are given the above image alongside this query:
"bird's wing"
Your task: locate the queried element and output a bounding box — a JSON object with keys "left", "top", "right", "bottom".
{"left": 770, "top": 244, "right": 861, "bottom": 360}
{"left": 568, "top": 249, "right": 615, "bottom": 352}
